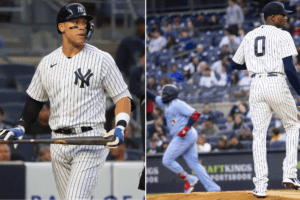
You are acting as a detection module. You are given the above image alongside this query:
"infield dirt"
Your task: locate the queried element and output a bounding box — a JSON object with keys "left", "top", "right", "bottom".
{"left": 147, "top": 190, "right": 300, "bottom": 200}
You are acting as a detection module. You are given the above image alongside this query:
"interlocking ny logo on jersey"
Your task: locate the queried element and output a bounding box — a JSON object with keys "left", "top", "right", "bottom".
{"left": 74, "top": 68, "right": 93, "bottom": 88}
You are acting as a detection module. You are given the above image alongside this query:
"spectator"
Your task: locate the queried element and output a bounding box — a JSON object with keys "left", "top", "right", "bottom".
{"left": 152, "top": 132, "right": 167, "bottom": 147}
{"left": 161, "top": 18, "right": 170, "bottom": 33}
{"left": 188, "top": 61, "right": 209, "bottom": 85}
{"left": 194, "top": 12, "right": 210, "bottom": 29}
{"left": 229, "top": 101, "right": 250, "bottom": 119}
{"left": 225, "top": 0, "right": 244, "bottom": 35}
{"left": 211, "top": 54, "right": 231, "bottom": 76}
{"left": 217, "top": 66, "right": 228, "bottom": 86}
{"left": 116, "top": 17, "right": 145, "bottom": 77}
{"left": 124, "top": 124, "right": 140, "bottom": 150}
{"left": 160, "top": 141, "right": 169, "bottom": 153}
{"left": 129, "top": 50, "right": 145, "bottom": 99}
{"left": 170, "top": 63, "right": 183, "bottom": 83}
{"left": 172, "top": 17, "right": 185, "bottom": 32}
{"left": 292, "top": 20, "right": 300, "bottom": 36}
{"left": 165, "top": 35, "right": 177, "bottom": 49}
{"left": 36, "top": 146, "right": 51, "bottom": 162}
{"left": 229, "top": 72, "right": 240, "bottom": 88}
{"left": 213, "top": 135, "right": 228, "bottom": 151}
{"left": 209, "top": 15, "right": 221, "bottom": 31}
{"left": 200, "top": 68, "right": 219, "bottom": 88}
{"left": 227, "top": 135, "right": 246, "bottom": 150}
{"left": 201, "top": 117, "right": 220, "bottom": 137}
{"left": 233, "top": 113, "right": 248, "bottom": 131}
{"left": 0, "top": 107, "right": 11, "bottom": 129}
{"left": 200, "top": 104, "right": 216, "bottom": 120}
{"left": 0, "top": 144, "right": 11, "bottom": 161}
{"left": 148, "top": 29, "right": 167, "bottom": 53}
{"left": 273, "top": 113, "right": 283, "bottom": 128}
{"left": 157, "top": 77, "right": 170, "bottom": 91}
{"left": 226, "top": 115, "right": 234, "bottom": 130}
{"left": 164, "top": 24, "right": 178, "bottom": 39}
{"left": 147, "top": 138, "right": 160, "bottom": 155}
{"left": 29, "top": 106, "right": 52, "bottom": 137}
{"left": 178, "top": 29, "right": 196, "bottom": 50}
{"left": 147, "top": 115, "right": 169, "bottom": 139}
{"left": 147, "top": 76, "right": 158, "bottom": 92}
{"left": 270, "top": 128, "right": 286, "bottom": 142}
{"left": 238, "top": 126, "right": 253, "bottom": 141}
{"left": 253, "top": 21, "right": 261, "bottom": 29}
{"left": 219, "top": 27, "right": 241, "bottom": 53}
{"left": 155, "top": 63, "right": 171, "bottom": 83}
{"left": 184, "top": 56, "right": 200, "bottom": 79}
{"left": 197, "top": 134, "right": 211, "bottom": 152}
{"left": 238, "top": 70, "right": 251, "bottom": 93}
{"left": 220, "top": 44, "right": 231, "bottom": 58}
{"left": 196, "top": 44, "right": 208, "bottom": 63}
{"left": 187, "top": 20, "right": 199, "bottom": 37}
{"left": 290, "top": 2, "right": 300, "bottom": 21}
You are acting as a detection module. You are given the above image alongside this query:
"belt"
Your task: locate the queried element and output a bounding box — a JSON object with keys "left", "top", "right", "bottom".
{"left": 251, "top": 72, "right": 282, "bottom": 78}
{"left": 54, "top": 126, "right": 93, "bottom": 134}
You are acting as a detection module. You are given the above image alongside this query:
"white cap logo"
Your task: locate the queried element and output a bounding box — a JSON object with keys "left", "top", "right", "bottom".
{"left": 77, "top": 6, "right": 84, "bottom": 13}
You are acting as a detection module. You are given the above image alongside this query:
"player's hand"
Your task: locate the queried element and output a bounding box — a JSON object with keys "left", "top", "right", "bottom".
{"left": 177, "top": 126, "right": 190, "bottom": 138}
{"left": 0, "top": 126, "right": 25, "bottom": 149}
{"left": 103, "top": 127, "right": 124, "bottom": 148}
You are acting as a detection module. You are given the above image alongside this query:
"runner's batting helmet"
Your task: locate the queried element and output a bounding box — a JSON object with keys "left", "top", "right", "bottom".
{"left": 162, "top": 84, "right": 179, "bottom": 103}
{"left": 57, "top": 3, "right": 94, "bottom": 40}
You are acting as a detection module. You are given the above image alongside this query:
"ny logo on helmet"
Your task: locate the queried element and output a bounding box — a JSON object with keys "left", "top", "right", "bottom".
{"left": 74, "top": 68, "right": 93, "bottom": 88}
{"left": 77, "top": 6, "right": 84, "bottom": 13}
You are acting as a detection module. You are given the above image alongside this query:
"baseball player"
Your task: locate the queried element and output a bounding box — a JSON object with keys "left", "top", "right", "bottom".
{"left": 230, "top": 2, "right": 300, "bottom": 198}
{"left": 0, "top": 3, "right": 134, "bottom": 200}
{"left": 147, "top": 85, "right": 221, "bottom": 193}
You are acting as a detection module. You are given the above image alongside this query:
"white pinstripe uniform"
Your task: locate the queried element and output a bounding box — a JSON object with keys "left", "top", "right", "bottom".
{"left": 233, "top": 25, "right": 299, "bottom": 193}
{"left": 27, "top": 44, "right": 132, "bottom": 200}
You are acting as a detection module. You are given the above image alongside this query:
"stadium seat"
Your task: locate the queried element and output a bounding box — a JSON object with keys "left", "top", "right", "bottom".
{"left": 269, "top": 141, "right": 286, "bottom": 149}
{"left": 206, "top": 136, "right": 219, "bottom": 143}
{"left": 216, "top": 117, "right": 226, "bottom": 124}
{"left": 1, "top": 102, "right": 26, "bottom": 121}
{"left": 8, "top": 135, "right": 34, "bottom": 161}
{"left": 15, "top": 75, "right": 33, "bottom": 92}
{"left": 2, "top": 118, "right": 17, "bottom": 127}
{"left": 240, "top": 141, "right": 252, "bottom": 149}
{"left": 125, "top": 149, "right": 144, "bottom": 161}
{"left": 218, "top": 130, "right": 234, "bottom": 138}
{"left": 217, "top": 123, "right": 226, "bottom": 130}
{"left": 36, "top": 134, "right": 52, "bottom": 139}
{"left": 0, "top": 89, "right": 27, "bottom": 104}
{"left": 213, "top": 111, "right": 224, "bottom": 118}
{"left": 0, "top": 75, "right": 7, "bottom": 88}
{"left": 0, "top": 64, "right": 35, "bottom": 87}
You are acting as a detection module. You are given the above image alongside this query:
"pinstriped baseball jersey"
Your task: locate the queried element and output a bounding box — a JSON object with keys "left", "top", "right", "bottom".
{"left": 232, "top": 24, "right": 300, "bottom": 194}
{"left": 27, "top": 43, "right": 131, "bottom": 131}
{"left": 26, "top": 43, "right": 131, "bottom": 199}
{"left": 233, "top": 25, "right": 298, "bottom": 75}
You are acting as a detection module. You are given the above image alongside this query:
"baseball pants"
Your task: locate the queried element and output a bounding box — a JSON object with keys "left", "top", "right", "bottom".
{"left": 162, "top": 129, "right": 220, "bottom": 192}
{"left": 250, "top": 74, "right": 299, "bottom": 192}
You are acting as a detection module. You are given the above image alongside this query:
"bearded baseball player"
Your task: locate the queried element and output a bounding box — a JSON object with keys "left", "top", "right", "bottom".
{"left": 147, "top": 85, "right": 221, "bottom": 193}
{"left": 0, "top": 3, "right": 134, "bottom": 200}
{"left": 230, "top": 2, "right": 300, "bottom": 198}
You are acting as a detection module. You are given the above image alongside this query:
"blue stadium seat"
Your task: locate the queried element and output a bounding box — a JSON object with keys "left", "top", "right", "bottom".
{"left": 0, "top": 75, "right": 7, "bottom": 88}
{"left": 206, "top": 136, "right": 219, "bottom": 143}
{"left": 197, "top": 117, "right": 206, "bottom": 124}
{"left": 36, "top": 134, "right": 52, "bottom": 139}
{"left": 212, "top": 111, "right": 224, "bottom": 118}
{"left": 218, "top": 130, "right": 234, "bottom": 138}
{"left": 8, "top": 135, "right": 34, "bottom": 161}
{"left": 1, "top": 102, "right": 26, "bottom": 121}
{"left": 125, "top": 149, "right": 144, "bottom": 161}
{"left": 2, "top": 118, "right": 17, "bottom": 127}
{"left": 240, "top": 141, "right": 252, "bottom": 149}
{"left": 216, "top": 117, "right": 226, "bottom": 124}
{"left": 217, "top": 123, "right": 226, "bottom": 130}
{"left": 15, "top": 75, "right": 33, "bottom": 92}
{"left": 0, "top": 89, "right": 27, "bottom": 104}
{"left": 269, "top": 141, "right": 286, "bottom": 149}
{"left": 0, "top": 64, "right": 35, "bottom": 87}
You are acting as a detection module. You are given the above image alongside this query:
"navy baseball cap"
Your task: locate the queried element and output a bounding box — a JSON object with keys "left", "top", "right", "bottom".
{"left": 262, "top": 2, "right": 292, "bottom": 17}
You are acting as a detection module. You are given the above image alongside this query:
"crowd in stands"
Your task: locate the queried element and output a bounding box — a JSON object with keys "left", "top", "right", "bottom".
{"left": 147, "top": 0, "right": 300, "bottom": 155}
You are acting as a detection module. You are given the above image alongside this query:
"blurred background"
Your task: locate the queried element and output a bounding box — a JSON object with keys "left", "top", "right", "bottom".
{"left": 146, "top": 0, "right": 300, "bottom": 194}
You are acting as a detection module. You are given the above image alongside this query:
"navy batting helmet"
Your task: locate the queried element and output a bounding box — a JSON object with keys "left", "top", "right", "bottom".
{"left": 57, "top": 3, "right": 94, "bottom": 40}
{"left": 161, "top": 84, "right": 179, "bottom": 103}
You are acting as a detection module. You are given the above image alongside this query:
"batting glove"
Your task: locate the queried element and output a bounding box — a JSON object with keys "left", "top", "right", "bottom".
{"left": 177, "top": 126, "right": 190, "bottom": 138}
{"left": 0, "top": 126, "right": 25, "bottom": 149}
{"left": 103, "top": 126, "right": 124, "bottom": 148}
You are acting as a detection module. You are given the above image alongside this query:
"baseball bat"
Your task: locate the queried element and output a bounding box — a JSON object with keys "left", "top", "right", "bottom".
{"left": 0, "top": 135, "right": 116, "bottom": 145}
